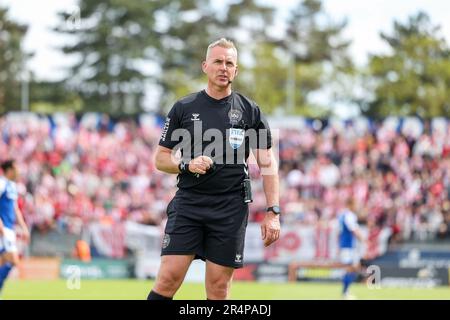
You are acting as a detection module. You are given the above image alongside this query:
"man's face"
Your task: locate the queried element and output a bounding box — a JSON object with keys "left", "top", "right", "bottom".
{"left": 202, "top": 46, "right": 238, "bottom": 89}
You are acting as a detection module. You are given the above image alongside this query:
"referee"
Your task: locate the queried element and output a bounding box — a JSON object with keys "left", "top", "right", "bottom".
{"left": 147, "top": 38, "right": 281, "bottom": 300}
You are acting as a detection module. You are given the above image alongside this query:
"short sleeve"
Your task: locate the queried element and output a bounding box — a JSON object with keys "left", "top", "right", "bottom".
{"left": 250, "top": 104, "right": 272, "bottom": 150}
{"left": 344, "top": 212, "right": 358, "bottom": 232}
{"left": 159, "top": 103, "right": 182, "bottom": 150}
{"left": 0, "top": 178, "right": 6, "bottom": 195}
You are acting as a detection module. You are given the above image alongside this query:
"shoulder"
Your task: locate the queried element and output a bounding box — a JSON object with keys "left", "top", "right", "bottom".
{"left": 169, "top": 92, "right": 203, "bottom": 116}
{"left": 233, "top": 92, "right": 265, "bottom": 126}
{"left": 233, "top": 92, "right": 259, "bottom": 110}
{"left": 344, "top": 210, "right": 358, "bottom": 225}
{"left": 343, "top": 210, "right": 355, "bottom": 218}
{"left": 176, "top": 91, "right": 203, "bottom": 106}
{"left": 348, "top": 210, "right": 357, "bottom": 219}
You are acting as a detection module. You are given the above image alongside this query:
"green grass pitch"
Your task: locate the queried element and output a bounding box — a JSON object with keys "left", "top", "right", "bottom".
{"left": 2, "top": 280, "right": 450, "bottom": 300}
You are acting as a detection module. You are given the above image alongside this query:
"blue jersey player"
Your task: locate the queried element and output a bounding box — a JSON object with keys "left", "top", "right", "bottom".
{"left": 0, "top": 160, "right": 30, "bottom": 296}
{"left": 338, "top": 199, "right": 365, "bottom": 299}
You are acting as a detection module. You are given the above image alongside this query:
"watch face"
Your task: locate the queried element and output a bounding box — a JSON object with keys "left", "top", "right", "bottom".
{"left": 269, "top": 206, "right": 280, "bottom": 214}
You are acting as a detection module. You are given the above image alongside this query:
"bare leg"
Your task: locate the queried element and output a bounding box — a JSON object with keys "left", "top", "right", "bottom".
{"left": 150, "top": 255, "right": 195, "bottom": 299}
{"left": 205, "top": 260, "right": 234, "bottom": 300}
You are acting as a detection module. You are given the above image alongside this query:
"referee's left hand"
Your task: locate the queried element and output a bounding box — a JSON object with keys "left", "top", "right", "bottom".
{"left": 261, "top": 212, "right": 281, "bottom": 247}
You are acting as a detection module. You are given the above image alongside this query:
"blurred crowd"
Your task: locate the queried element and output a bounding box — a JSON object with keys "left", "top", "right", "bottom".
{"left": 265, "top": 117, "right": 450, "bottom": 242}
{"left": 1, "top": 113, "right": 450, "bottom": 242}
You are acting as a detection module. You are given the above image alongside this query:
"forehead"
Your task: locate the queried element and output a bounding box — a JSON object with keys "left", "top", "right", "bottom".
{"left": 207, "top": 46, "right": 237, "bottom": 62}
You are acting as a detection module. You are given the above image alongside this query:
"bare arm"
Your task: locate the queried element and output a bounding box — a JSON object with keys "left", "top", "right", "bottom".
{"left": 254, "top": 148, "right": 280, "bottom": 247}
{"left": 255, "top": 148, "right": 280, "bottom": 207}
{"left": 15, "top": 202, "right": 30, "bottom": 242}
{"left": 154, "top": 145, "right": 182, "bottom": 174}
{"left": 353, "top": 228, "right": 365, "bottom": 243}
{"left": 345, "top": 213, "right": 366, "bottom": 243}
{"left": 0, "top": 217, "right": 4, "bottom": 236}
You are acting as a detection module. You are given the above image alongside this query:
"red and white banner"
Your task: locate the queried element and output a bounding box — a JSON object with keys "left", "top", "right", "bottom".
{"left": 244, "top": 221, "right": 391, "bottom": 264}
{"left": 88, "top": 222, "right": 126, "bottom": 258}
{"left": 87, "top": 220, "right": 391, "bottom": 265}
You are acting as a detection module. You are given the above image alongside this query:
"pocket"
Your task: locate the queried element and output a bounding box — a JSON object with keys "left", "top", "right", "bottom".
{"left": 166, "top": 198, "right": 176, "bottom": 217}
{"left": 165, "top": 198, "right": 178, "bottom": 234}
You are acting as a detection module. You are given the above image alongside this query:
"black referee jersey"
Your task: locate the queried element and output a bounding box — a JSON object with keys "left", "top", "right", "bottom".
{"left": 159, "top": 89, "right": 272, "bottom": 195}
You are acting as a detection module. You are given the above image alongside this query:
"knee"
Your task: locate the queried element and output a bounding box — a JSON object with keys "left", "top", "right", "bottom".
{"left": 4, "top": 255, "right": 19, "bottom": 267}
{"left": 206, "top": 276, "right": 231, "bottom": 300}
{"left": 349, "top": 265, "right": 359, "bottom": 273}
{"left": 154, "top": 271, "right": 184, "bottom": 294}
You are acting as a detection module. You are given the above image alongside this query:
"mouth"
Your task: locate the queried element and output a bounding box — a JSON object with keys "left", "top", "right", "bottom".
{"left": 217, "top": 75, "right": 229, "bottom": 82}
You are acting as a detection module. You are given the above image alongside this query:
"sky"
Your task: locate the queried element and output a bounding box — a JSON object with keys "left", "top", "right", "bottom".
{"left": 1, "top": 0, "right": 450, "bottom": 81}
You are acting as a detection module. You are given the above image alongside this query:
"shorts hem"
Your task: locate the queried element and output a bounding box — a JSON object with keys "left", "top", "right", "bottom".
{"left": 205, "top": 255, "right": 244, "bottom": 269}
{"left": 160, "top": 251, "right": 244, "bottom": 269}
{"left": 161, "top": 251, "right": 197, "bottom": 256}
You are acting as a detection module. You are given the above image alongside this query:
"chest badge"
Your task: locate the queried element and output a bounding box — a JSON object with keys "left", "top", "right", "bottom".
{"left": 228, "top": 109, "right": 242, "bottom": 126}
{"left": 229, "top": 128, "right": 245, "bottom": 149}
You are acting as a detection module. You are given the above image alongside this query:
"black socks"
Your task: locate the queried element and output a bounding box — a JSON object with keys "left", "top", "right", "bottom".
{"left": 147, "top": 290, "right": 173, "bottom": 300}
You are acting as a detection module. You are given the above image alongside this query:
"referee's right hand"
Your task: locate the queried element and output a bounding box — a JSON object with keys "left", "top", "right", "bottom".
{"left": 189, "top": 156, "right": 213, "bottom": 175}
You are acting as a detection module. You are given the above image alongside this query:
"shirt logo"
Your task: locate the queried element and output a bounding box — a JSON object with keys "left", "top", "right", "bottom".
{"left": 235, "top": 253, "right": 242, "bottom": 263}
{"left": 228, "top": 109, "right": 242, "bottom": 125}
{"left": 160, "top": 117, "right": 170, "bottom": 142}
{"left": 191, "top": 113, "right": 200, "bottom": 121}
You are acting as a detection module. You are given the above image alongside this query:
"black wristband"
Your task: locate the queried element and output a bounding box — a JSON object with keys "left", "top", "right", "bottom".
{"left": 178, "top": 160, "right": 189, "bottom": 173}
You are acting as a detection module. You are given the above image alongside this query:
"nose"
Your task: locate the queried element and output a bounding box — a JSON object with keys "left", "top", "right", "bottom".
{"left": 219, "top": 62, "right": 227, "bottom": 70}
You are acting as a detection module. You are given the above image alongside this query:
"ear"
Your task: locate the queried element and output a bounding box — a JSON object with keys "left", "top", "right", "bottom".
{"left": 234, "top": 65, "right": 238, "bottom": 77}
{"left": 202, "top": 61, "right": 207, "bottom": 74}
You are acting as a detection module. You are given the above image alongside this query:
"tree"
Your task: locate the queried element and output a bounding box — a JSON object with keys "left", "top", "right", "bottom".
{"left": 56, "top": 0, "right": 274, "bottom": 114}
{"left": 233, "top": 42, "right": 286, "bottom": 115}
{"left": 0, "top": 6, "right": 29, "bottom": 113}
{"left": 157, "top": 0, "right": 276, "bottom": 112}
{"left": 55, "top": 0, "right": 168, "bottom": 115}
{"left": 29, "top": 81, "right": 83, "bottom": 114}
{"left": 154, "top": 0, "right": 217, "bottom": 110}
{"left": 366, "top": 12, "right": 450, "bottom": 118}
{"left": 54, "top": 0, "right": 353, "bottom": 116}
{"left": 272, "top": 0, "right": 353, "bottom": 116}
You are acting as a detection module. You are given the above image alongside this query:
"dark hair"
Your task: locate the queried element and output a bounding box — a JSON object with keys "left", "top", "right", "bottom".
{"left": 1, "top": 160, "right": 15, "bottom": 173}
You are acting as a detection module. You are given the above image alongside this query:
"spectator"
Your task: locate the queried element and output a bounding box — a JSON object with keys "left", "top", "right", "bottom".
{"left": 1, "top": 113, "right": 449, "bottom": 244}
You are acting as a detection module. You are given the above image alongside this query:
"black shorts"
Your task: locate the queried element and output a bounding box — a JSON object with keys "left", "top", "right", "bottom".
{"left": 161, "top": 189, "right": 249, "bottom": 268}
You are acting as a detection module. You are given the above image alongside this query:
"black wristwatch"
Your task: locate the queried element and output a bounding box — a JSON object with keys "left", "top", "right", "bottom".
{"left": 266, "top": 205, "right": 281, "bottom": 215}
{"left": 178, "top": 160, "right": 190, "bottom": 174}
